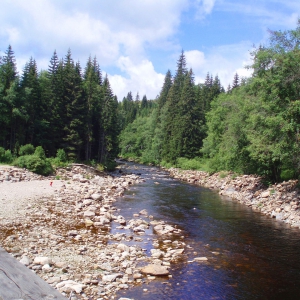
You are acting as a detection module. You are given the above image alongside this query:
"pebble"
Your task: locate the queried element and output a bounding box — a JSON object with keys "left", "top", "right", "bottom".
{"left": 0, "top": 164, "right": 186, "bottom": 299}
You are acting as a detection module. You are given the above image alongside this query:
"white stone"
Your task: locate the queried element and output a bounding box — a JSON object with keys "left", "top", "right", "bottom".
{"left": 33, "top": 256, "right": 52, "bottom": 265}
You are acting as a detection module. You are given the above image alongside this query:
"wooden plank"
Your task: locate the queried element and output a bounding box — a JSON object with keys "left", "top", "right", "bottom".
{"left": 0, "top": 247, "right": 66, "bottom": 300}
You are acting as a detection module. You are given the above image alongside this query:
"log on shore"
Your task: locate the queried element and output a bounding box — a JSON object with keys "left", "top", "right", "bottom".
{"left": 0, "top": 247, "right": 66, "bottom": 300}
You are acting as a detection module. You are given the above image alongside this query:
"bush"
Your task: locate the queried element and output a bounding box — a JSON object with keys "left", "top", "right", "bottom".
{"left": 19, "top": 144, "right": 35, "bottom": 156}
{"left": 0, "top": 147, "right": 13, "bottom": 163}
{"left": 14, "top": 154, "right": 53, "bottom": 175}
{"left": 34, "top": 146, "right": 46, "bottom": 160}
{"left": 56, "top": 149, "right": 67, "bottom": 162}
{"left": 176, "top": 157, "right": 204, "bottom": 170}
{"left": 280, "top": 169, "right": 295, "bottom": 181}
{"left": 104, "top": 160, "right": 117, "bottom": 171}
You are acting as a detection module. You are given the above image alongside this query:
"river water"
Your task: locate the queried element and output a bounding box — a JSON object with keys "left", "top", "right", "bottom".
{"left": 114, "top": 162, "right": 300, "bottom": 300}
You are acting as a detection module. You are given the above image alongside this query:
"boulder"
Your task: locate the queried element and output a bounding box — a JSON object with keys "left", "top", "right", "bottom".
{"left": 102, "top": 273, "right": 123, "bottom": 282}
{"left": 56, "top": 280, "right": 84, "bottom": 293}
{"left": 141, "top": 264, "right": 169, "bottom": 276}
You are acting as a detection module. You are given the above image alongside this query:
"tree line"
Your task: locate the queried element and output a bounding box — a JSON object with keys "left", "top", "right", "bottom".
{"left": 0, "top": 47, "right": 119, "bottom": 164}
{"left": 119, "top": 21, "right": 300, "bottom": 183}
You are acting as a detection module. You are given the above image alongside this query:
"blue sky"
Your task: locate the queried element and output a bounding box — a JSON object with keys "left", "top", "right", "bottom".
{"left": 0, "top": 0, "right": 299, "bottom": 100}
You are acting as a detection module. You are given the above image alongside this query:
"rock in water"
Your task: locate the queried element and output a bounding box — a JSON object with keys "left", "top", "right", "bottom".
{"left": 141, "top": 264, "right": 169, "bottom": 276}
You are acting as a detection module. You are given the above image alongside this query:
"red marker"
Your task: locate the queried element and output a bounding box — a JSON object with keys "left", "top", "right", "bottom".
{"left": 50, "top": 181, "right": 53, "bottom": 187}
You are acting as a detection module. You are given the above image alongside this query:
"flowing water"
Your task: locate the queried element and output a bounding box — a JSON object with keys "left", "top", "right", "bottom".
{"left": 114, "top": 162, "right": 300, "bottom": 300}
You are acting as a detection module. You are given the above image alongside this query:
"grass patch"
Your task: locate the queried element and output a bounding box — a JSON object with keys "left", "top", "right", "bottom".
{"left": 219, "top": 171, "right": 229, "bottom": 178}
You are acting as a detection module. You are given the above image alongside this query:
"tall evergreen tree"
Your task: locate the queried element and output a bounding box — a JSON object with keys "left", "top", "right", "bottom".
{"left": 96, "top": 76, "right": 119, "bottom": 163}
{"left": 0, "top": 45, "right": 19, "bottom": 150}
{"left": 162, "top": 51, "right": 188, "bottom": 162}
{"left": 83, "top": 56, "right": 103, "bottom": 160}
{"left": 20, "top": 58, "right": 43, "bottom": 145}
{"left": 232, "top": 72, "right": 239, "bottom": 89}
{"left": 62, "top": 49, "right": 85, "bottom": 160}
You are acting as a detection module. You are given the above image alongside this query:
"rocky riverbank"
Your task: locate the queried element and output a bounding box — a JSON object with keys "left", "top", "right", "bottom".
{"left": 0, "top": 164, "right": 187, "bottom": 300}
{"left": 168, "top": 168, "right": 300, "bottom": 229}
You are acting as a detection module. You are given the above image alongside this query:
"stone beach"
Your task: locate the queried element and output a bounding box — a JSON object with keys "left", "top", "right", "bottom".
{"left": 168, "top": 168, "right": 300, "bottom": 228}
{"left": 0, "top": 164, "right": 185, "bottom": 299}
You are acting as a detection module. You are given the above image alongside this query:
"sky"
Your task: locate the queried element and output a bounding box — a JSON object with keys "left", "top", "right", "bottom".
{"left": 0, "top": 0, "right": 299, "bottom": 100}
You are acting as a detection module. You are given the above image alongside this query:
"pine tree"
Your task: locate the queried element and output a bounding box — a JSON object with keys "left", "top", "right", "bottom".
{"left": 0, "top": 45, "right": 19, "bottom": 150}
{"left": 162, "top": 51, "right": 188, "bottom": 162}
{"left": 83, "top": 56, "right": 103, "bottom": 160}
{"left": 98, "top": 76, "right": 119, "bottom": 163}
{"left": 62, "top": 49, "right": 85, "bottom": 160}
{"left": 232, "top": 72, "right": 239, "bottom": 89}
{"left": 141, "top": 95, "right": 148, "bottom": 109}
{"left": 157, "top": 70, "right": 172, "bottom": 113}
{"left": 20, "top": 58, "right": 42, "bottom": 145}
{"left": 47, "top": 51, "right": 65, "bottom": 155}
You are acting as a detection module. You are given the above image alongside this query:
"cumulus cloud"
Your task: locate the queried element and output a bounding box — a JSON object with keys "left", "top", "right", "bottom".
{"left": 108, "top": 57, "right": 165, "bottom": 100}
{"left": 0, "top": 0, "right": 187, "bottom": 98}
{"left": 185, "top": 42, "right": 253, "bottom": 88}
{"left": 0, "top": 0, "right": 186, "bottom": 66}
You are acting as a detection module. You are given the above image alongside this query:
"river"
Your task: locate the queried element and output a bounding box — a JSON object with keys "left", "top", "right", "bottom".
{"left": 113, "top": 162, "right": 300, "bottom": 300}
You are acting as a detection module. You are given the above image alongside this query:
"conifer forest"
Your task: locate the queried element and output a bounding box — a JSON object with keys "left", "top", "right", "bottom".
{"left": 1, "top": 22, "right": 300, "bottom": 182}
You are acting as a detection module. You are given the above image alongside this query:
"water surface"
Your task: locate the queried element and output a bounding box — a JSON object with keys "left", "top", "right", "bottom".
{"left": 114, "top": 162, "right": 300, "bottom": 300}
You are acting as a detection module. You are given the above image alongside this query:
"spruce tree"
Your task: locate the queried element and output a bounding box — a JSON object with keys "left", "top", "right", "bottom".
{"left": 62, "top": 49, "right": 85, "bottom": 160}
{"left": 162, "top": 51, "right": 188, "bottom": 162}
{"left": 83, "top": 56, "right": 103, "bottom": 161}
{"left": 232, "top": 72, "right": 239, "bottom": 89}
{"left": 0, "top": 45, "right": 19, "bottom": 150}
{"left": 20, "top": 58, "right": 42, "bottom": 145}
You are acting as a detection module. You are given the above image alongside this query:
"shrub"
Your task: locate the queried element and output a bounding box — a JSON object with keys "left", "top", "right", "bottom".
{"left": 34, "top": 146, "right": 46, "bottom": 160}
{"left": 104, "top": 160, "right": 117, "bottom": 171}
{"left": 19, "top": 144, "right": 35, "bottom": 156}
{"left": 14, "top": 154, "right": 53, "bottom": 176}
{"left": 56, "top": 149, "right": 67, "bottom": 162}
{"left": 219, "top": 171, "right": 228, "bottom": 178}
{"left": 176, "top": 157, "right": 203, "bottom": 170}
{"left": 0, "top": 147, "right": 13, "bottom": 163}
{"left": 280, "top": 169, "right": 295, "bottom": 181}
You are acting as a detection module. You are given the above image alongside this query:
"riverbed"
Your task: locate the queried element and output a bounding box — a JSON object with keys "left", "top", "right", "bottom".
{"left": 116, "top": 162, "right": 300, "bottom": 300}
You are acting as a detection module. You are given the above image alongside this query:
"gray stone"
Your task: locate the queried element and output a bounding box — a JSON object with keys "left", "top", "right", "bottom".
{"left": 19, "top": 256, "right": 30, "bottom": 266}
{"left": 141, "top": 264, "right": 169, "bottom": 276}
{"left": 102, "top": 273, "right": 122, "bottom": 282}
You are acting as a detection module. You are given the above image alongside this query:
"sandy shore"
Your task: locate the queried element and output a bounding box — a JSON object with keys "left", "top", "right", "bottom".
{"left": 0, "top": 179, "right": 65, "bottom": 223}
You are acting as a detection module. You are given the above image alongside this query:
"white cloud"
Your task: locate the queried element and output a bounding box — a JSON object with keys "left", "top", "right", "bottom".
{"left": 0, "top": 0, "right": 187, "bottom": 99}
{"left": 194, "top": 0, "right": 216, "bottom": 19}
{"left": 217, "top": 0, "right": 299, "bottom": 28}
{"left": 186, "top": 42, "right": 253, "bottom": 88}
{"left": 108, "top": 57, "right": 165, "bottom": 100}
{"left": 186, "top": 50, "right": 206, "bottom": 71}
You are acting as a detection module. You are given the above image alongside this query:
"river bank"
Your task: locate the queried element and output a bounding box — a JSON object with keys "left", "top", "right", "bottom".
{"left": 168, "top": 168, "right": 300, "bottom": 229}
{"left": 0, "top": 164, "right": 186, "bottom": 299}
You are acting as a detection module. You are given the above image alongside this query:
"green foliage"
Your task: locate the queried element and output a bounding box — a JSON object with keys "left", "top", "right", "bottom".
{"left": 219, "top": 171, "right": 229, "bottom": 179}
{"left": 176, "top": 157, "right": 204, "bottom": 170}
{"left": 14, "top": 154, "right": 53, "bottom": 175}
{"left": 0, "top": 147, "right": 13, "bottom": 163}
{"left": 34, "top": 146, "right": 46, "bottom": 159}
{"left": 199, "top": 21, "right": 300, "bottom": 182}
{"left": 104, "top": 160, "right": 117, "bottom": 171}
{"left": 56, "top": 149, "right": 67, "bottom": 162}
{"left": 0, "top": 46, "right": 120, "bottom": 165}
{"left": 19, "top": 144, "right": 35, "bottom": 156}
{"left": 280, "top": 169, "right": 295, "bottom": 181}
